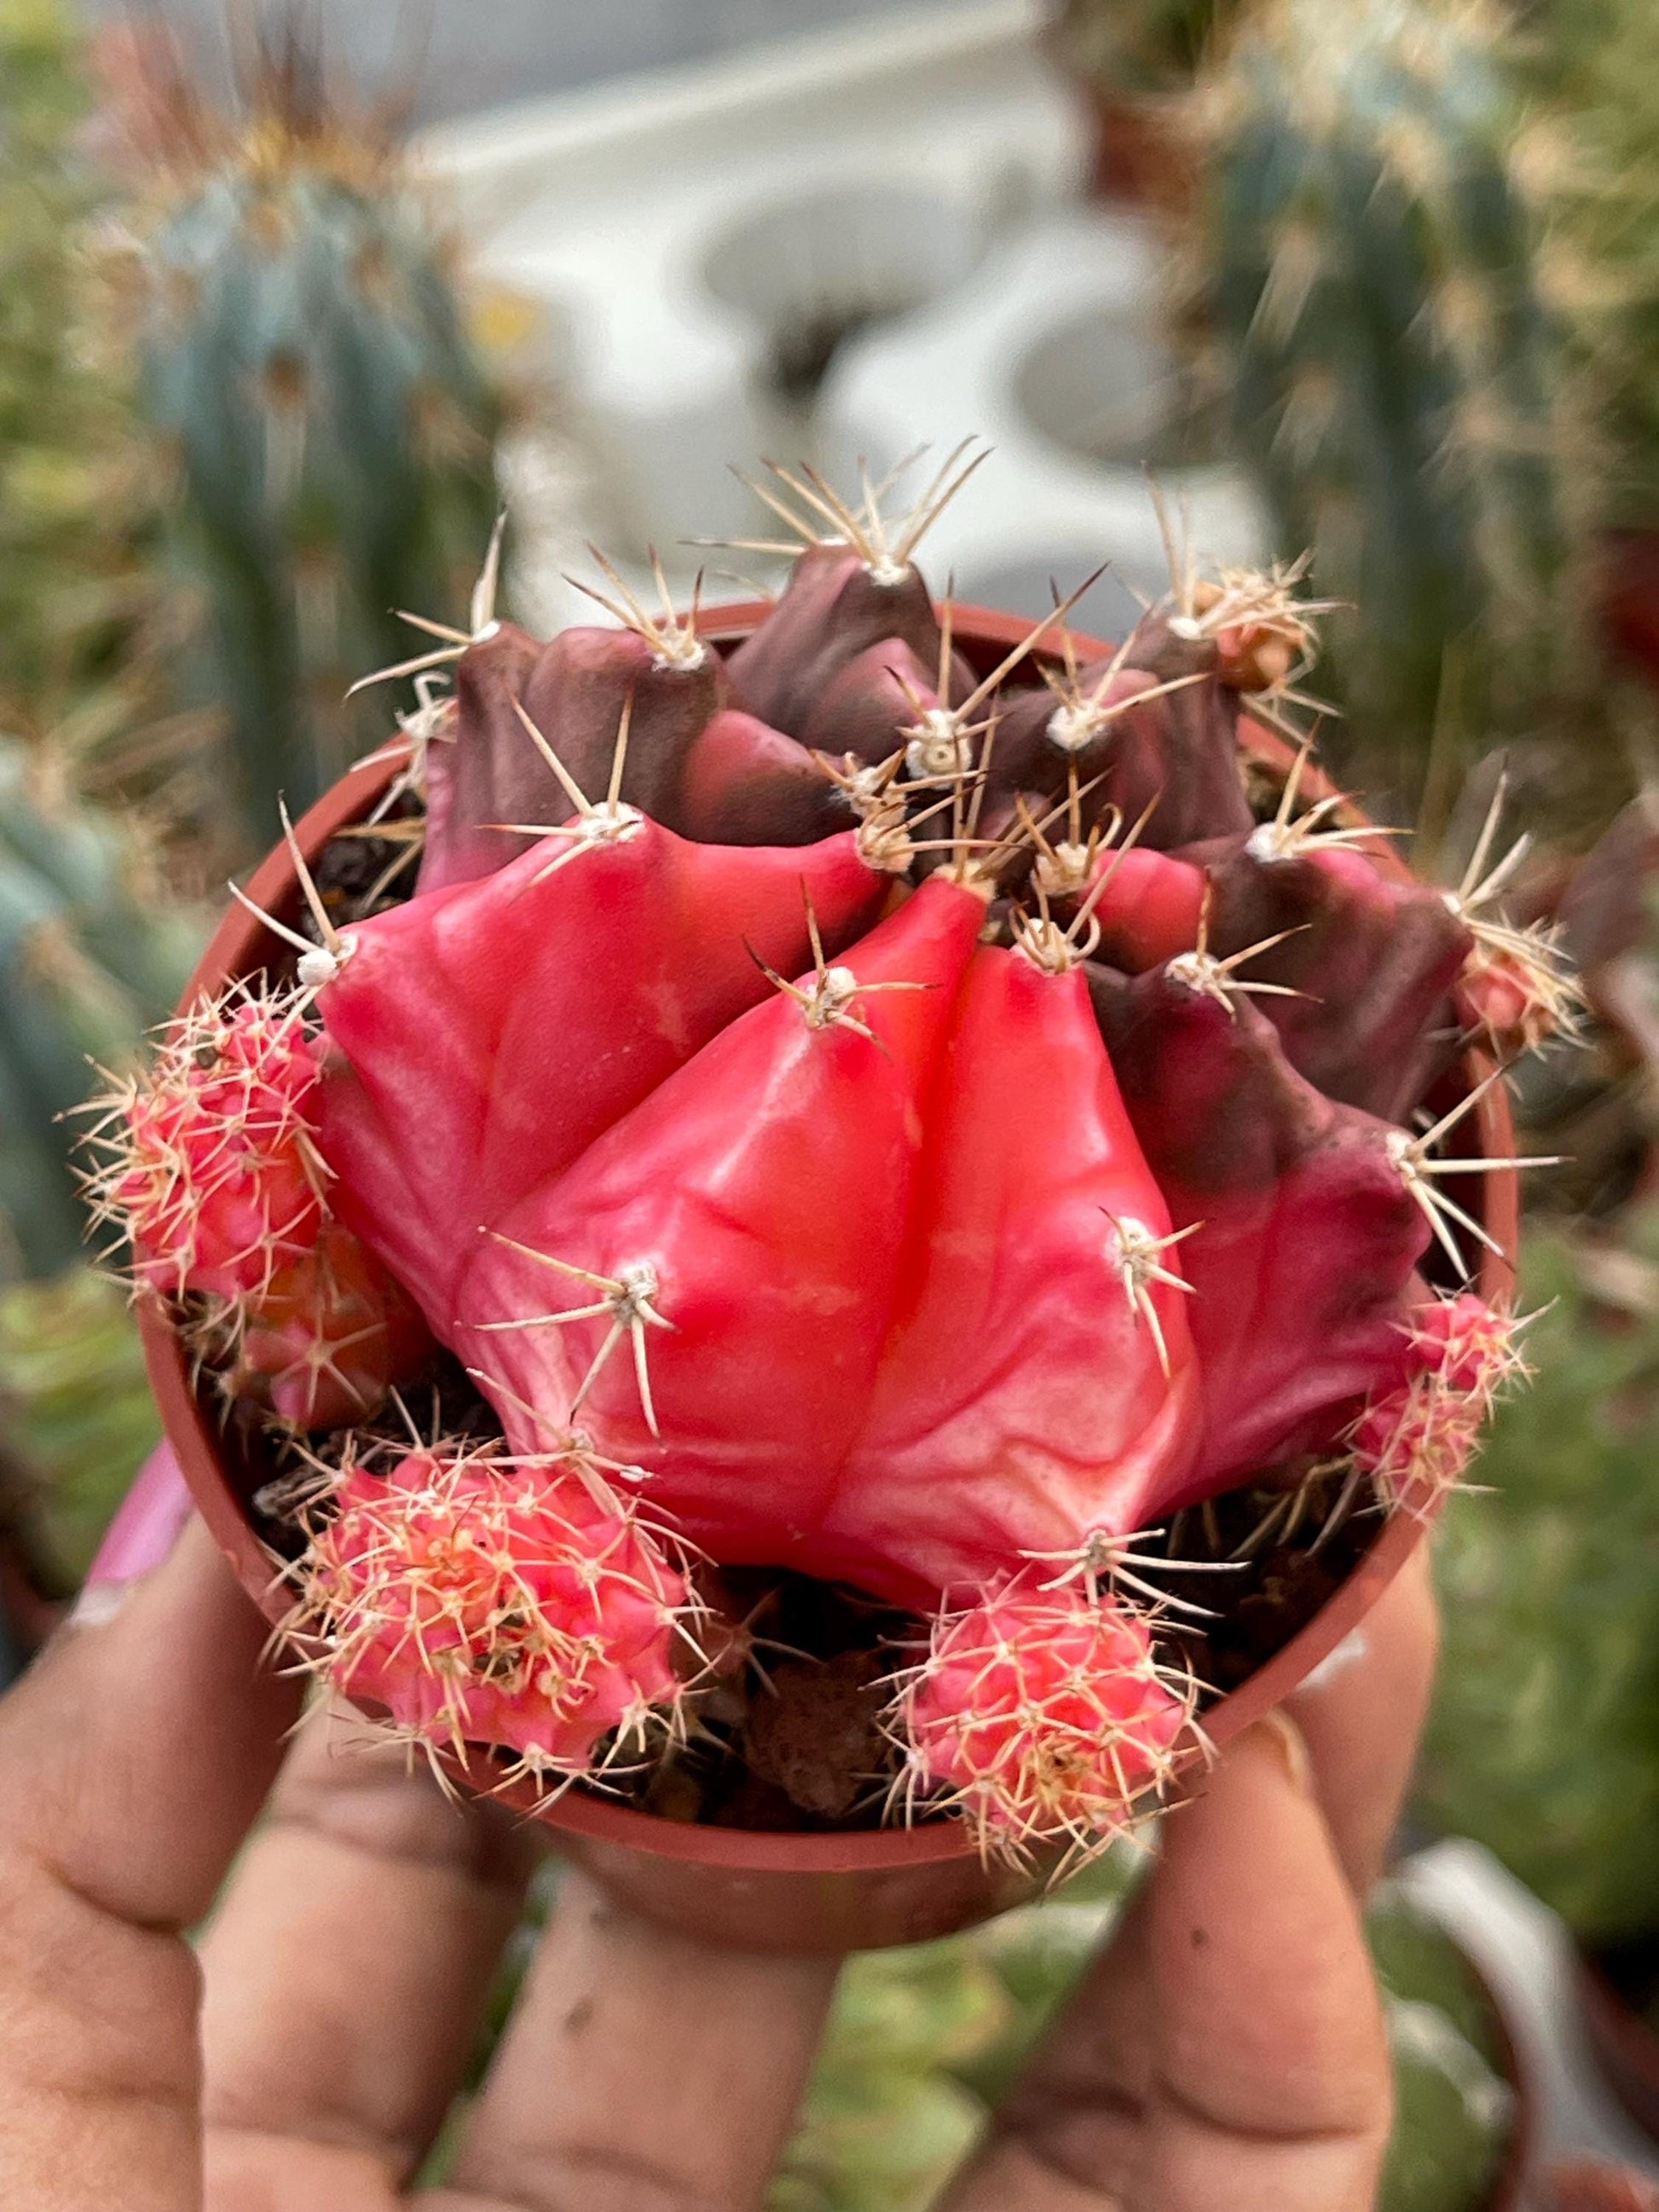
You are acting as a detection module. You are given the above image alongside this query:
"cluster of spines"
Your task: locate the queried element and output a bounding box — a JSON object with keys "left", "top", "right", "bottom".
{"left": 79, "top": 979, "right": 327, "bottom": 1301}
{"left": 890, "top": 1577, "right": 1199, "bottom": 1869}
{"left": 78, "top": 974, "right": 420, "bottom": 1429}
{"left": 1351, "top": 1291, "right": 1531, "bottom": 1516}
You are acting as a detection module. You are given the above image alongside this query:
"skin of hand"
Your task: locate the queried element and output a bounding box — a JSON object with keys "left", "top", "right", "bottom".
{"left": 0, "top": 1450, "right": 1437, "bottom": 2212}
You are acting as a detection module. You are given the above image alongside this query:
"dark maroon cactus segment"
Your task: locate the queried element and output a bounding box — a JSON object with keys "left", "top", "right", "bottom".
{"left": 1090, "top": 963, "right": 1431, "bottom": 1495}
{"left": 795, "top": 638, "right": 957, "bottom": 764}
{"left": 419, "top": 625, "right": 727, "bottom": 892}
{"left": 676, "top": 707, "right": 852, "bottom": 846}
{"left": 1196, "top": 843, "right": 1474, "bottom": 1119}
{"left": 725, "top": 545, "right": 949, "bottom": 737}
{"left": 419, "top": 622, "right": 543, "bottom": 892}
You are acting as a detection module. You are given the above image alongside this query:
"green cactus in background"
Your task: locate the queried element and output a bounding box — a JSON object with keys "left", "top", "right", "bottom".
{"left": 1528, "top": 0, "right": 1659, "bottom": 533}
{"left": 119, "top": 30, "right": 503, "bottom": 843}
{"left": 0, "top": 1264, "right": 159, "bottom": 1586}
{"left": 1419, "top": 1215, "right": 1659, "bottom": 1947}
{"left": 0, "top": 738, "right": 200, "bottom": 1282}
{"left": 1187, "top": 0, "right": 1578, "bottom": 785}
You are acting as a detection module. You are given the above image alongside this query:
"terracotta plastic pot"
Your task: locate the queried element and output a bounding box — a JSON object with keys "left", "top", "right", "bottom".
{"left": 1575, "top": 1941, "right": 1659, "bottom": 2147}
{"left": 140, "top": 601, "right": 1518, "bottom": 1954}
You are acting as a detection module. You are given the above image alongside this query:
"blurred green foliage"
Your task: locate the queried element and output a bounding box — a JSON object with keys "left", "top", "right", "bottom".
{"left": 1420, "top": 1216, "right": 1659, "bottom": 1946}
{"left": 767, "top": 1869, "right": 1512, "bottom": 2212}
{"left": 1188, "top": 0, "right": 1578, "bottom": 790}
{"left": 0, "top": 1264, "right": 158, "bottom": 1585}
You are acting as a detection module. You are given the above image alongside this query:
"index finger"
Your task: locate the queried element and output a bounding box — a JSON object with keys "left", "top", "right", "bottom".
{"left": 0, "top": 1461, "right": 300, "bottom": 2212}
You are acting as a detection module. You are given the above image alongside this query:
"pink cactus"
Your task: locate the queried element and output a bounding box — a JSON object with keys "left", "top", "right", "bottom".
{"left": 896, "top": 1578, "right": 1194, "bottom": 1857}
{"left": 102, "top": 465, "right": 1540, "bottom": 1851}
{"left": 1351, "top": 1292, "right": 1523, "bottom": 1511}
{"left": 288, "top": 1444, "right": 691, "bottom": 1785}
{"left": 89, "top": 984, "right": 326, "bottom": 1300}
{"left": 87, "top": 982, "right": 431, "bottom": 1427}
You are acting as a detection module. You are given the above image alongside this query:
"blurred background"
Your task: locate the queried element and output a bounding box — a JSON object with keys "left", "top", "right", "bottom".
{"left": 3, "top": 1, "right": 1659, "bottom": 2204}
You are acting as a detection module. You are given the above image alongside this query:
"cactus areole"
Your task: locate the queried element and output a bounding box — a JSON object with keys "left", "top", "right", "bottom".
{"left": 116, "top": 481, "right": 1533, "bottom": 1946}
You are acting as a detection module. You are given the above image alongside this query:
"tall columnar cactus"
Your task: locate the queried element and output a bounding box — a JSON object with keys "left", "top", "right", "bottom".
{"left": 1188, "top": 0, "right": 1575, "bottom": 774}
{"left": 91, "top": 462, "right": 1550, "bottom": 1855}
{"left": 118, "top": 32, "right": 502, "bottom": 845}
{"left": 0, "top": 739, "right": 199, "bottom": 1281}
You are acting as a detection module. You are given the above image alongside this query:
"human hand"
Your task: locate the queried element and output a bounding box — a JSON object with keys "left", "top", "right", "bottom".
{"left": 0, "top": 1448, "right": 1436, "bottom": 2212}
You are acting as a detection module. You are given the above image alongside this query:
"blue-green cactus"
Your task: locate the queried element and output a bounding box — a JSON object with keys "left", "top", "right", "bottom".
{"left": 134, "top": 61, "right": 502, "bottom": 840}
{"left": 0, "top": 740, "right": 199, "bottom": 1280}
{"left": 1191, "top": 0, "right": 1574, "bottom": 773}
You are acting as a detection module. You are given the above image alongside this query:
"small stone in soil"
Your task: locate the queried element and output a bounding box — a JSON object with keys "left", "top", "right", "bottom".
{"left": 741, "top": 1651, "right": 893, "bottom": 1820}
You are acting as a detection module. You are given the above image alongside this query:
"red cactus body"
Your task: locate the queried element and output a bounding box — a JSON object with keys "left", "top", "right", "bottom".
{"left": 290, "top": 1446, "right": 690, "bottom": 1780}
{"left": 100, "top": 468, "right": 1538, "bottom": 1850}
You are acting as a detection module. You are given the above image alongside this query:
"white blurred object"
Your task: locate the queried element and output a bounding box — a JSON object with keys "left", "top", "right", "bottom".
{"left": 418, "top": 3, "right": 1090, "bottom": 616}
{"left": 822, "top": 207, "right": 1265, "bottom": 629}
{"left": 1401, "top": 1842, "right": 1659, "bottom": 2203}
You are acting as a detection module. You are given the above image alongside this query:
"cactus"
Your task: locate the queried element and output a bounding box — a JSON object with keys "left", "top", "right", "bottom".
{"left": 94, "top": 464, "right": 1542, "bottom": 1853}
{"left": 117, "top": 26, "right": 502, "bottom": 846}
{"left": 286, "top": 1442, "right": 692, "bottom": 1788}
{"left": 0, "top": 738, "right": 199, "bottom": 1280}
{"left": 768, "top": 1875, "right": 1513, "bottom": 2212}
{"left": 1052, "top": 0, "right": 1223, "bottom": 96}
{"left": 1187, "top": 0, "right": 1576, "bottom": 777}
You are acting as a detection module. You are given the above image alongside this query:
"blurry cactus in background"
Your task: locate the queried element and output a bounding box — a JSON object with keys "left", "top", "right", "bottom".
{"left": 0, "top": 1266, "right": 159, "bottom": 1588}
{"left": 1530, "top": 0, "right": 1659, "bottom": 534}
{"left": 0, "top": 0, "right": 181, "bottom": 761}
{"left": 105, "top": 21, "right": 505, "bottom": 844}
{"left": 1183, "top": 0, "right": 1581, "bottom": 788}
{"left": 767, "top": 1874, "right": 1514, "bottom": 2212}
{"left": 0, "top": 738, "right": 199, "bottom": 1282}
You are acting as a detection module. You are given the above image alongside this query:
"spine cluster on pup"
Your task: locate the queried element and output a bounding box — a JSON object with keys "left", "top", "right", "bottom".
{"left": 90, "top": 454, "right": 1553, "bottom": 1862}
{"left": 283, "top": 1438, "right": 696, "bottom": 1790}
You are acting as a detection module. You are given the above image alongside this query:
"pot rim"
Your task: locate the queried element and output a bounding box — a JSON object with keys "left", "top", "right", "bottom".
{"left": 139, "top": 598, "right": 1519, "bottom": 1877}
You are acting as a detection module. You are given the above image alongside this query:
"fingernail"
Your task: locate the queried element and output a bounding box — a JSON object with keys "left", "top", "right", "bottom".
{"left": 70, "top": 1443, "right": 194, "bottom": 1628}
{"left": 1254, "top": 1709, "right": 1314, "bottom": 1795}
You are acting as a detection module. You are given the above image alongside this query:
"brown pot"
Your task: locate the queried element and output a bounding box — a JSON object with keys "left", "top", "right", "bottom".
{"left": 1575, "top": 1941, "right": 1659, "bottom": 2147}
{"left": 139, "top": 602, "right": 1518, "bottom": 1954}
{"left": 1079, "top": 86, "right": 1196, "bottom": 217}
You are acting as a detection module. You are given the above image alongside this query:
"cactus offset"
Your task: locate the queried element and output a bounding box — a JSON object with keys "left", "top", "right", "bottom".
{"left": 286, "top": 1441, "right": 692, "bottom": 1787}
{"left": 101, "top": 465, "right": 1539, "bottom": 1847}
